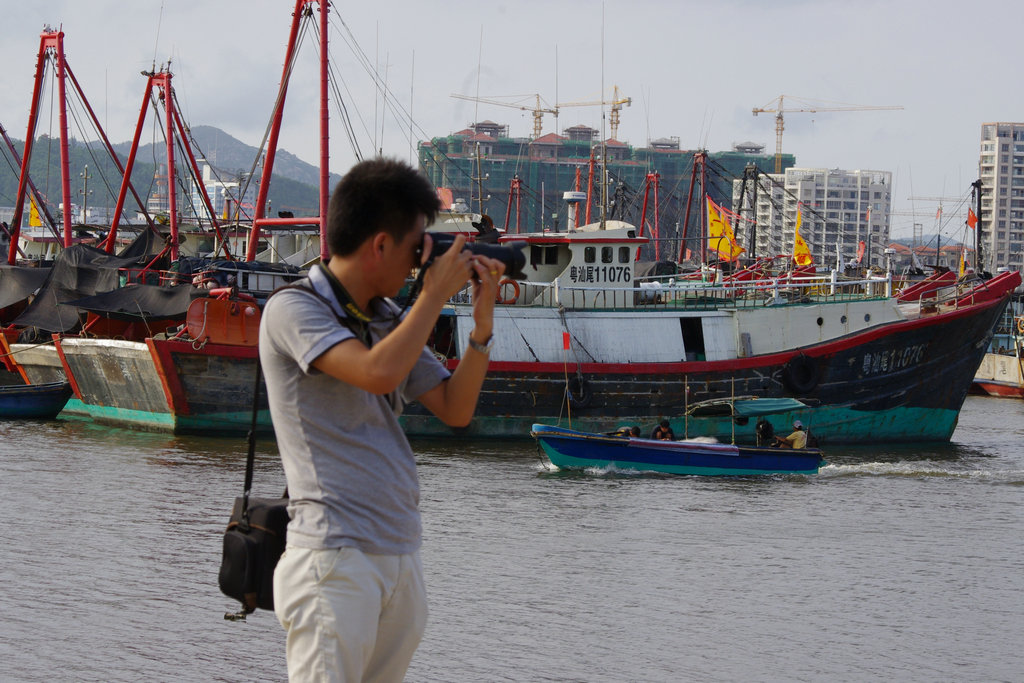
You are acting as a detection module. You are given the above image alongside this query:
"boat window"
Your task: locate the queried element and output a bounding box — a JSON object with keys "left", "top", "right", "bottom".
{"left": 584, "top": 246, "right": 596, "bottom": 263}
{"left": 601, "top": 247, "right": 613, "bottom": 264}
{"left": 618, "top": 247, "right": 631, "bottom": 263}
{"left": 530, "top": 245, "right": 559, "bottom": 266}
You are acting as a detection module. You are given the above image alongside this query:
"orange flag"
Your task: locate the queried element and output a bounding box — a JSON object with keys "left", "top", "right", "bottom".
{"left": 967, "top": 208, "right": 978, "bottom": 229}
{"left": 706, "top": 198, "right": 745, "bottom": 261}
{"left": 793, "top": 210, "right": 813, "bottom": 266}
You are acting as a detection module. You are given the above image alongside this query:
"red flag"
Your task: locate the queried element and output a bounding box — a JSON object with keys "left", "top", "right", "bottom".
{"left": 967, "top": 208, "right": 978, "bottom": 229}
{"left": 936, "top": 206, "right": 943, "bottom": 220}
{"left": 562, "top": 332, "right": 570, "bottom": 350}
{"left": 855, "top": 241, "right": 866, "bottom": 265}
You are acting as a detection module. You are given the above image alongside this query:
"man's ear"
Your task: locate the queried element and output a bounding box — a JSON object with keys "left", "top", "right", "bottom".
{"left": 370, "top": 232, "right": 388, "bottom": 257}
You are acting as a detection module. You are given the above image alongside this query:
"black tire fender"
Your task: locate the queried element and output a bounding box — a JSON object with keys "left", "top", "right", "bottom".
{"left": 782, "top": 353, "right": 820, "bottom": 394}
{"left": 567, "top": 376, "right": 592, "bottom": 408}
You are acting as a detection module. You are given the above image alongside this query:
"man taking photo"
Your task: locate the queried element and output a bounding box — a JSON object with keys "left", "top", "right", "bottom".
{"left": 260, "top": 157, "right": 505, "bottom": 682}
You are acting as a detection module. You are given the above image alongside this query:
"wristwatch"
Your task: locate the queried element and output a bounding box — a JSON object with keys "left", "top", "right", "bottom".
{"left": 468, "top": 333, "right": 494, "bottom": 355}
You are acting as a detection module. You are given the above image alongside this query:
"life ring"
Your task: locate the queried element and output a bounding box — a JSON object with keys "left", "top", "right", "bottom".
{"left": 567, "top": 376, "right": 592, "bottom": 408}
{"left": 782, "top": 353, "right": 820, "bottom": 394}
{"left": 1017, "top": 317, "right": 1024, "bottom": 335}
{"left": 496, "top": 278, "right": 520, "bottom": 305}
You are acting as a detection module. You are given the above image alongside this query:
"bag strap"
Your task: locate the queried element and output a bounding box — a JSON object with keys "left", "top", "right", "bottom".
{"left": 239, "top": 277, "right": 408, "bottom": 514}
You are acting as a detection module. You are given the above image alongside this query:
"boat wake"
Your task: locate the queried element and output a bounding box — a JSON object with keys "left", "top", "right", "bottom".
{"left": 819, "top": 461, "right": 1024, "bottom": 484}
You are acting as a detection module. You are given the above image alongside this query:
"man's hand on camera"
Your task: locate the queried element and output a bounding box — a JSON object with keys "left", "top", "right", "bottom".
{"left": 420, "top": 233, "right": 474, "bottom": 302}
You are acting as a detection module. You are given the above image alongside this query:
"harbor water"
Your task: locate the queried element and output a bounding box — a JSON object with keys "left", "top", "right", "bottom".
{"left": 1, "top": 395, "right": 1022, "bottom": 682}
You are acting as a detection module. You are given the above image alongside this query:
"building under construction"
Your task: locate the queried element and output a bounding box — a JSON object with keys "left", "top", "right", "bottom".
{"left": 418, "top": 122, "right": 792, "bottom": 261}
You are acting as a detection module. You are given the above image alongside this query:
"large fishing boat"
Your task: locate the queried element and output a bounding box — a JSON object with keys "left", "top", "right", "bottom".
{"left": 396, "top": 232, "right": 1020, "bottom": 444}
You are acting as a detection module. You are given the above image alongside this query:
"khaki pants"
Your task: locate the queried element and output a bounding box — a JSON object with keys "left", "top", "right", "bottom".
{"left": 274, "top": 546, "right": 427, "bottom": 683}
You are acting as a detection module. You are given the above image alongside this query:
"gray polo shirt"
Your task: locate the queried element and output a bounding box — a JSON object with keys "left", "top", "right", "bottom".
{"left": 259, "top": 269, "right": 450, "bottom": 554}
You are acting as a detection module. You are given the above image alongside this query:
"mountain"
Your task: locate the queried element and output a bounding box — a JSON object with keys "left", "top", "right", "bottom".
{"left": 110, "top": 125, "right": 342, "bottom": 191}
{"left": 0, "top": 126, "right": 340, "bottom": 217}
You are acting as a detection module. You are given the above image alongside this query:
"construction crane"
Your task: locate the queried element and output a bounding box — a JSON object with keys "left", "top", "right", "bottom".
{"left": 450, "top": 93, "right": 558, "bottom": 139}
{"left": 558, "top": 85, "right": 632, "bottom": 140}
{"left": 752, "top": 95, "right": 904, "bottom": 174}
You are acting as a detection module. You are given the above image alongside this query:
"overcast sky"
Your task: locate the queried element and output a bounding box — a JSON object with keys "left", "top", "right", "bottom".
{"left": 2, "top": 0, "right": 1020, "bottom": 238}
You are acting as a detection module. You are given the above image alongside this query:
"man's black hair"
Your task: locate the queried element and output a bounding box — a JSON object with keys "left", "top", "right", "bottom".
{"left": 326, "top": 157, "right": 441, "bottom": 257}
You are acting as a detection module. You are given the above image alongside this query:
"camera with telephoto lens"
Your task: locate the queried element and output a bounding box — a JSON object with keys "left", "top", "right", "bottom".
{"left": 424, "top": 233, "right": 527, "bottom": 280}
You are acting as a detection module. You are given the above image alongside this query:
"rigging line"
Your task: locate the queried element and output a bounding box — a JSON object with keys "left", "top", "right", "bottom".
{"left": 63, "top": 93, "right": 123, "bottom": 218}
{"left": 324, "top": 56, "right": 365, "bottom": 161}
{"left": 168, "top": 89, "right": 248, "bottom": 227}
{"left": 144, "top": 88, "right": 163, "bottom": 210}
{"left": 237, "top": 13, "right": 313, "bottom": 205}
{"left": 313, "top": 19, "right": 366, "bottom": 160}
{"left": 329, "top": 20, "right": 407, "bottom": 156}
{"left": 170, "top": 135, "right": 205, "bottom": 224}
{"left": 44, "top": 54, "right": 57, "bottom": 202}
{"left": 496, "top": 305, "right": 539, "bottom": 362}
{"left": 330, "top": 14, "right": 445, "bottom": 153}
{"left": 557, "top": 305, "right": 596, "bottom": 370}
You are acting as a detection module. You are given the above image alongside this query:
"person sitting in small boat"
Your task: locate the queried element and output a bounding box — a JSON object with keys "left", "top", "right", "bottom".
{"left": 773, "top": 420, "right": 808, "bottom": 449}
{"left": 650, "top": 420, "right": 675, "bottom": 441}
{"left": 755, "top": 417, "right": 775, "bottom": 446}
{"left": 611, "top": 425, "right": 641, "bottom": 437}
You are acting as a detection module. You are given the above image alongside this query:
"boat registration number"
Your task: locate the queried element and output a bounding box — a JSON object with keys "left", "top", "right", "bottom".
{"left": 569, "top": 265, "right": 632, "bottom": 284}
{"left": 861, "top": 342, "right": 928, "bottom": 376}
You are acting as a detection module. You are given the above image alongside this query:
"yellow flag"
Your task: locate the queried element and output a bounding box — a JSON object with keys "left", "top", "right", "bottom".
{"left": 793, "top": 210, "right": 813, "bottom": 266}
{"left": 706, "top": 198, "right": 744, "bottom": 261}
{"left": 28, "top": 197, "right": 42, "bottom": 227}
{"left": 958, "top": 248, "right": 966, "bottom": 277}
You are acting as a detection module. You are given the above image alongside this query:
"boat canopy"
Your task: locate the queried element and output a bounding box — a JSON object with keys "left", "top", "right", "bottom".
{"left": 686, "top": 396, "right": 808, "bottom": 418}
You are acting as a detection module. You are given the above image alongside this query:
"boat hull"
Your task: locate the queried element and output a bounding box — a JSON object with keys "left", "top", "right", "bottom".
{"left": 54, "top": 336, "right": 267, "bottom": 434}
{"left": 531, "top": 424, "right": 823, "bottom": 476}
{"left": 972, "top": 352, "right": 1024, "bottom": 398}
{"left": 404, "top": 295, "right": 1010, "bottom": 444}
{"left": 41, "top": 284, "right": 1014, "bottom": 443}
{"left": 0, "top": 381, "right": 73, "bottom": 418}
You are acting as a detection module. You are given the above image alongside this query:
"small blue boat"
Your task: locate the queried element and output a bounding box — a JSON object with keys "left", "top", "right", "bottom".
{"left": 0, "top": 381, "right": 73, "bottom": 419}
{"left": 531, "top": 423, "right": 825, "bottom": 476}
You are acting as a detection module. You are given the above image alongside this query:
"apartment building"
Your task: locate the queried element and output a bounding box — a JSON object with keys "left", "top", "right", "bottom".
{"left": 979, "top": 122, "right": 1024, "bottom": 271}
{"left": 732, "top": 167, "right": 892, "bottom": 268}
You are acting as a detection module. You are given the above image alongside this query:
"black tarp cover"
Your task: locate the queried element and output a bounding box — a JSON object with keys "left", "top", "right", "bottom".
{"left": 12, "top": 244, "right": 151, "bottom": 333}
{"left": 0, "top": 266, "right": 51, "bottom": 309}
{"left": 64, "top": 283, "right": 202, "bottom": 322}
{"left": 634, "top": 260, "right": 679, "bottom": 279}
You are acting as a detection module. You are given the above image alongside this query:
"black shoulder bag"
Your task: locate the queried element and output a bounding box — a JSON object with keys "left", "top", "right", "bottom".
{"left": 218, "top": 352, "right": 289, "bottom": 620}
{"left": 217, "top": 280, "right": 377, "bottom": 620}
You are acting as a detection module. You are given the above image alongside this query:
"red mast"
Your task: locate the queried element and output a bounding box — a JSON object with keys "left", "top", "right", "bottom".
{"left": 8, "top": 28, "right": 158, "bottom": 264}
{"left": 638, "top": 171, "right": 661, "bottom": 260}
{"left": 573, "top": 167, "right": 583, "bottom": 229}
{"left": 109, "top": 69, "right": 231, "bottom": 261}
{"left": 503, "top": 175, "right": 522, "bottom": 234}
{"left": 247, "top": 0, "right": 330, "bottom": 262}
{"left": 8, "top": 29, "right": 73, "bottom": 263}
{"left": 585, "top": 151, "right": 596, "bottom": 225}
{"left": 679, "top": 151, "right": 706, "bottom": 263}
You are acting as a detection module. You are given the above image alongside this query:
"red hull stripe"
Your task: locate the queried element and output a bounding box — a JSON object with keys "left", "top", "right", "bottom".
{"left": 446, "top": 296, "right": 1006, "bottom": 374}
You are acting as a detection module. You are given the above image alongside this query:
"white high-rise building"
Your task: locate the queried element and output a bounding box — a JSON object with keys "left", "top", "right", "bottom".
{"left": 978, "top": 122, "right": 1024, "bottom": 272}
{"left": 732, "top": 167, "right": 892, "bottom": 269}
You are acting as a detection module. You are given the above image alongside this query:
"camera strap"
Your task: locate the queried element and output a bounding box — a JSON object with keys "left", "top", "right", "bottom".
{"left": 310, "top": 264, "right": 374, "bottom": 348}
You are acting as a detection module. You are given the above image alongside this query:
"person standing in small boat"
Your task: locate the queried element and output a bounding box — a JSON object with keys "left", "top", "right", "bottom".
{"left": 774, "top": 420, "right": 808, "bottom": 449}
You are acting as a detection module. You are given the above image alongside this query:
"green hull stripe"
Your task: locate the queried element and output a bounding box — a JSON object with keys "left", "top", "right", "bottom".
{"left": 403, "top": 404, "right": 961, "bottom": 444}
{"left": 538, "top": 443, "right": 819, "bottom": 476}
{"left": 66, "top": 404, "right": 272, "bottom": 435}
